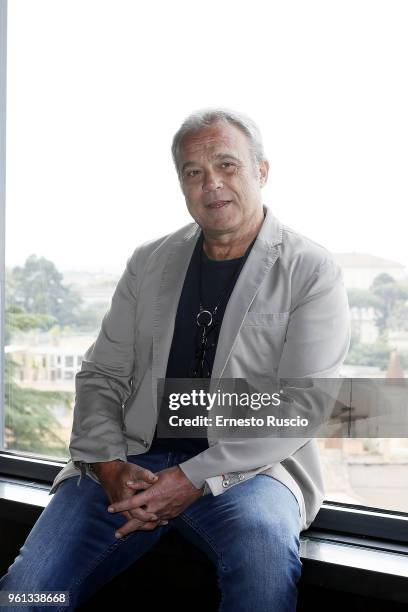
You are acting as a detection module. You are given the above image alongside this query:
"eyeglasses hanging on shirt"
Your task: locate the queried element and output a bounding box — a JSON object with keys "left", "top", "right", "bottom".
{"left": 189, "top": 233, "right": 256, "bottom": 378}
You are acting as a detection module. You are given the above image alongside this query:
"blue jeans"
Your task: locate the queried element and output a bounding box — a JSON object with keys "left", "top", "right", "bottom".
{"left": 0, "top": 450, "right": 302, "bottom": 611}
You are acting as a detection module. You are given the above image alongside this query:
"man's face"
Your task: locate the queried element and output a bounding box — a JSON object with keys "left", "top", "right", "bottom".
{"left": 178, "top": 121, "right": 269, "bottom": 236}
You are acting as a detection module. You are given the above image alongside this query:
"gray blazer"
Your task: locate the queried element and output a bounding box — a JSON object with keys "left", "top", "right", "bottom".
{"left": 50, "top": 205, "right": 350, "bottom": 531}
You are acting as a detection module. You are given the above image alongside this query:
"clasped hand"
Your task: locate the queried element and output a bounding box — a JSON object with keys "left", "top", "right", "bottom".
{"left": 106, "top": 464, "right": 204, "bottom": 538}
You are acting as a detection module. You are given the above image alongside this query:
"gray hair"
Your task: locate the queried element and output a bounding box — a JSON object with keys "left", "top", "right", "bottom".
{"left": 171, "top": 107, "right": 265, "bottom": 177}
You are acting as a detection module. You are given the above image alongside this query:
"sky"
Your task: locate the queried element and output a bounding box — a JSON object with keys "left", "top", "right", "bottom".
{"left": 4, "top": 0, "right": 408, "bottom": 273}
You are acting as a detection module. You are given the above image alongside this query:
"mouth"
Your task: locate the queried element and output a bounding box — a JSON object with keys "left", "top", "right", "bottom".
{"left": 205, "top": 200, "right": 231, "bottom": 210}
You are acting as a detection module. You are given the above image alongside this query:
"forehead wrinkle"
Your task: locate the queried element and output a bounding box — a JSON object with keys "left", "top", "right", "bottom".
{"left": 182, "top": 152, "right": 241, "bottom": 167}
{"left": 183, "top": 134, "right": 233, "bottom": 155}
{"left": 178, "top": 124, "right": 254, "bottom": 172}
{"left": 180, "top": 140, "right": 243, "bottom": 169}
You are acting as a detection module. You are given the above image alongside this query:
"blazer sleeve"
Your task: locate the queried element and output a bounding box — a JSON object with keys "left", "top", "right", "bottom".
{"left": 178, "top": 257, "right": 351, "bottom": 489}
{"left": 69, "top": 248, "right": 143, "bottom": 465}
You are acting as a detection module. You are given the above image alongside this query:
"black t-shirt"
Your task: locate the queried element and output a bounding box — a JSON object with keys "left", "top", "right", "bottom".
{"left": 149, "top": 232, "right": 254, "bottom": 455}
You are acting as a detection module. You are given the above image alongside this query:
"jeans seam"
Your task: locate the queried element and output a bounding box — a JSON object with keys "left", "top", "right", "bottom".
{"left": 178, "top": 511, "right": 228, "bottom": 611}
{"left": 178, "top": 511, "right": 228, "bottom": 573}
{"left": 60, "top": 532, "right": 138, "bottom": 611}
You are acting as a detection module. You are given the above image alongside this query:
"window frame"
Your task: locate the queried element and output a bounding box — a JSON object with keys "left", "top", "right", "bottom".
{"left": 1, "top": 0, "right": 407, "bottom": 547}
{"left": 0, "top": 0, "right": 6, "bottom": 453}
{"left": 1, "top": 449, "right": 408, "bottom": 544}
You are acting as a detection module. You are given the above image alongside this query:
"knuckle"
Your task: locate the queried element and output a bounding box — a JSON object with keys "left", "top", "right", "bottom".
{"left": 142, "top": 522, "right": 157, "bottom": 531}
{"left": 124, "top": 520, "right": 140, "bottom": 534}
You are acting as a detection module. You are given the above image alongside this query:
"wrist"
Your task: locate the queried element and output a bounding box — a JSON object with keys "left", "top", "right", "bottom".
{"left": 176, "top": 465, "right": 205, "bottom": 496}
{"left": 90, "top": 459, "right": 123, "bottom": 478}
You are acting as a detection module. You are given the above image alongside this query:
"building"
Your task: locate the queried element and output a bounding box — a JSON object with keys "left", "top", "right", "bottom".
{"left": 333, "top": 253, "right": 407, "bottom": 290}
{"left": 6, "top": 334, "right": 96, "bottom": 392}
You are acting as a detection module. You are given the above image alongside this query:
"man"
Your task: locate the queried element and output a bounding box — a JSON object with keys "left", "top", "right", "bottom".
{"left": 0, "top": 109, "right": 350, "bottom": 611}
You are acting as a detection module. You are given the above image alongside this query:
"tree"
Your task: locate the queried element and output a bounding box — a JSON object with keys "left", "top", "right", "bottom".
{"left": 5, "top": 356, "right": 72, "bottom": 457}
{"left": 347, "top": 288, "right": 382, "bottom": 310}
{"left": 10, "top": 255, "right": 83, "bottom": 328}
{"left": 388, "top": 301, "right": 408, "bottom": 332}
{"left": 5, "top": 305, "right": 56, "bottom": 344}
{"left": 348, "top": 274, "right": 408, "bottom": 339}
{"left": 369, "top": 275, "right": 408, "bottom": 336}
{"left": 5, "top": 264, "right": 73, "bottom": 457}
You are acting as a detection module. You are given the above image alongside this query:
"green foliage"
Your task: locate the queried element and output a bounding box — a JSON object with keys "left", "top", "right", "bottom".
{"left": 348, "top": 273, "right": 408, "bottom": 337}
{"left": 72, "top": 302, "right": 109, "bottom": 332}
{"left": 5, "top": 306, "right": 56, "bottom": 344}
{"left": 5, "top": 357, "right": 71, "bottom": 458}
{"left": 345, "top": 341, "right": 408, "bottom": 370}
{"left": 388, "top": 302, "right": 408, "bottom": 332}
{"left": 4, "top": 255, "right": 81, "bottom": 458}
{"left": 371, "top": 273, "right": 395, "bottom": 288}
{"left": 9, "top": 255, "right": 83, "bottom": 329}
{"left": 347, "top": 289, "right": 382, "bottom": 310}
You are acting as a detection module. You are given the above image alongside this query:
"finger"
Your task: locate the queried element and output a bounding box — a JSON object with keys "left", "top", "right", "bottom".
{"left": 129, "top": 507, "right": 159, "bottom": 522}
{"left": 115, "top": 518, "right": 147, "bottom": 538}
{"left": 133, "top": 468, "right": 159, "bottom": 484}
{"left": 108, "top": 489, "right": 150, "bottom": 514}
{"left": 140, "top": 519, "right": 168, "bottom": 530}
{"left": 125, "top": 480, "right": 152, "bottom": 490}
{"left": 115, "top": 518, "right": 167, "bottom": 538}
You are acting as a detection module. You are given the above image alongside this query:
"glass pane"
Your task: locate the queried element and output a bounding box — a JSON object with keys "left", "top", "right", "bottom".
{"left": 3, "top": 1, "right": 408, "bottom": 514}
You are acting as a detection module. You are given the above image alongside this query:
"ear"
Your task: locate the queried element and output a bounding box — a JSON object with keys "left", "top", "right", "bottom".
{"left": 259, "top": 159, "right": 269, "bottom": 187}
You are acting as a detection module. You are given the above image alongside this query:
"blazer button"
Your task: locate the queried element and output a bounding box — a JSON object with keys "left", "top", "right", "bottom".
{"left": 222, "top": 479, "right": 230, "bottom": 488}
{"left": 238, "top": 474, "right": 245, "bottom": 481}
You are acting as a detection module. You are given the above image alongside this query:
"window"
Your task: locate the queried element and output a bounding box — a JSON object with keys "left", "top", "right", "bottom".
{"left": 1, "top": 0, "right": 407, "bottom": 539}
{"left": 64, "top": 356, "right": 74, "bottom": 368}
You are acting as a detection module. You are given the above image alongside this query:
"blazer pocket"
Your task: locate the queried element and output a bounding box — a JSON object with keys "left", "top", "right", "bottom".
{"left": 243, "top": 311, "right": 290, "bottom": 327}
{"left": 235, "top": 312, "right": 290, "bottom": 376}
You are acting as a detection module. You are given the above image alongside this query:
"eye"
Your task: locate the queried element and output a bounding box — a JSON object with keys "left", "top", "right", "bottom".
{"left": 220, "top": 162, "right": 236, "bottom": 171}
{"left": 184, "top": 169, "right": 201, "bottom": 178}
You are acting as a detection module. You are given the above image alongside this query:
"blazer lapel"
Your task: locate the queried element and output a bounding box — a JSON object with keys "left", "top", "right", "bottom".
{"left": 152, "top": 223, "right": 201, "bottom": 404}
{"left": 211, "top": 206, "right": 283, "bottom": 380}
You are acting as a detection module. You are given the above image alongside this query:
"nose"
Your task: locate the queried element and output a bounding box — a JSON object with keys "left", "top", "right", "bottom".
{"left": 202, "top": 170, "right": 223, "bottom": 192}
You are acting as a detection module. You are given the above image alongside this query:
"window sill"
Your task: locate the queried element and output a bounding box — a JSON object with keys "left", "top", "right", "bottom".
{"left": 1, "top": 475, "right": 408, "bottom": 604}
